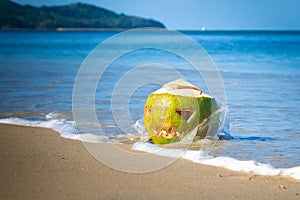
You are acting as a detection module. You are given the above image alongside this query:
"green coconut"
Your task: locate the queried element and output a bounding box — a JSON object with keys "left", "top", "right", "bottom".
{"left": 144, "top": 78, "right": 218, "bottom": 144}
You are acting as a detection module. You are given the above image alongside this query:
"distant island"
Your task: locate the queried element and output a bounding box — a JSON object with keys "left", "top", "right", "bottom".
{"left": 0, "top": 0, "right": 165, "bottom": 29}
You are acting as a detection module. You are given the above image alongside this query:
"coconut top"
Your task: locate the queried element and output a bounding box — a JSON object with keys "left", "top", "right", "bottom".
{"left": 153, "top": 78, "right": 212, "bottom": 98}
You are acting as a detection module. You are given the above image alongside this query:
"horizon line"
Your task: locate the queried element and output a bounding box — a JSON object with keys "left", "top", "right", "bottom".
{"left": 1, "top": 27, "right": 300, "bottom": 32}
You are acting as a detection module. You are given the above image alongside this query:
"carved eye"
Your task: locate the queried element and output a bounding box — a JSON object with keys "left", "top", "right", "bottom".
{"left": 145, "top": 106, "right": 151, "bottom": 116}
{"left": 176, "top": 109, "right": 195, "bottom": 123}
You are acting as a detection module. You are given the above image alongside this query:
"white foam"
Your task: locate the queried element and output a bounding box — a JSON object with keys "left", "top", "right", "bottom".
{"left": 0, "top": 114, "right": 109, "bottom": 143}
{"left": 132, "top": 142, "right": 300, "bottom": 180}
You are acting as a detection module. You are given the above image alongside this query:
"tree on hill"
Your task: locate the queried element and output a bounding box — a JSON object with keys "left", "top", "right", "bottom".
{"left": 0, "top": 0, "right": 165, "bottom": 29}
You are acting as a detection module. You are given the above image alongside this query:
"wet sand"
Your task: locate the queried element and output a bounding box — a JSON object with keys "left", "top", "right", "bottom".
{"left": 0, "top": 124, "right": 299, "bottom": 199}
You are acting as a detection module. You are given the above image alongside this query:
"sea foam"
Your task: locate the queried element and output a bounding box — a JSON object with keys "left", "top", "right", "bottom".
{"left": 0, "top": 113, "right": 108, "bottom": 142}
{"left": 132, "top": 142, "right": 300, "bottom": 180}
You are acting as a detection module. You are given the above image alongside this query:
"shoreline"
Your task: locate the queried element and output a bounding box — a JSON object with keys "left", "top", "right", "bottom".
{"left": 0, "top": 124, "right": 299, "bottom": 199}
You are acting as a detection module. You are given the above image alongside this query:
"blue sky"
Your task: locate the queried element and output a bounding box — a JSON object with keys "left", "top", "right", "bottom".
{"left": 12, "top": 0, "right": 300, "bottom": 30}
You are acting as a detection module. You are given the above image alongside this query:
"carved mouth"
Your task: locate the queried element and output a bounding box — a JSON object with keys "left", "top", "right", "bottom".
{"left": 155, "top": 127, "right": 174, "bottom": 139}
{"left": 155, "top": 127, "right": 184, "bottom": 140}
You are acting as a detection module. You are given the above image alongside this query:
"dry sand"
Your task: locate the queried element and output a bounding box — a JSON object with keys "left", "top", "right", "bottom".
{"left": 0, "top": 124, "right": 299, "bottom": 199}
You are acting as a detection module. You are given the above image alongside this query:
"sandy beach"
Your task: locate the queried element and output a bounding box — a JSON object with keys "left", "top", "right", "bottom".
{"left": 0, "top": 124, "right": 299, "bottom": 199}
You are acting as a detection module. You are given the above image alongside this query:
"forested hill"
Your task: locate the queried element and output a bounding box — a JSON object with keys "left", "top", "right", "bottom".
{"left": 0, "top": 0, "right": 165, "bottom": 29}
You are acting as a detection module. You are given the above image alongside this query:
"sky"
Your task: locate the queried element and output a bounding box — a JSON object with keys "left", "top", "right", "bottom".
{"left": 12, "top": 0, "right": 300, "bottom": 30}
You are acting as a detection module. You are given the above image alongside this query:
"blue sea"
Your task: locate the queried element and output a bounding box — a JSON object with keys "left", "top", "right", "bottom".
{"left": 0, "top": 30, "right": 299, "bottom": 177}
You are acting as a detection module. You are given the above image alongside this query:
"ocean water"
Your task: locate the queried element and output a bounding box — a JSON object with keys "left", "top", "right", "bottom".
{"left": 0, "top": 30, "right": 300, "bottom": 178}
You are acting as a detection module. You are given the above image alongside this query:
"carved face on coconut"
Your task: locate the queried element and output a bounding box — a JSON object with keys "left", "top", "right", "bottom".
{"left": 144, "top": 79, "right": 217, "bottom": 144}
